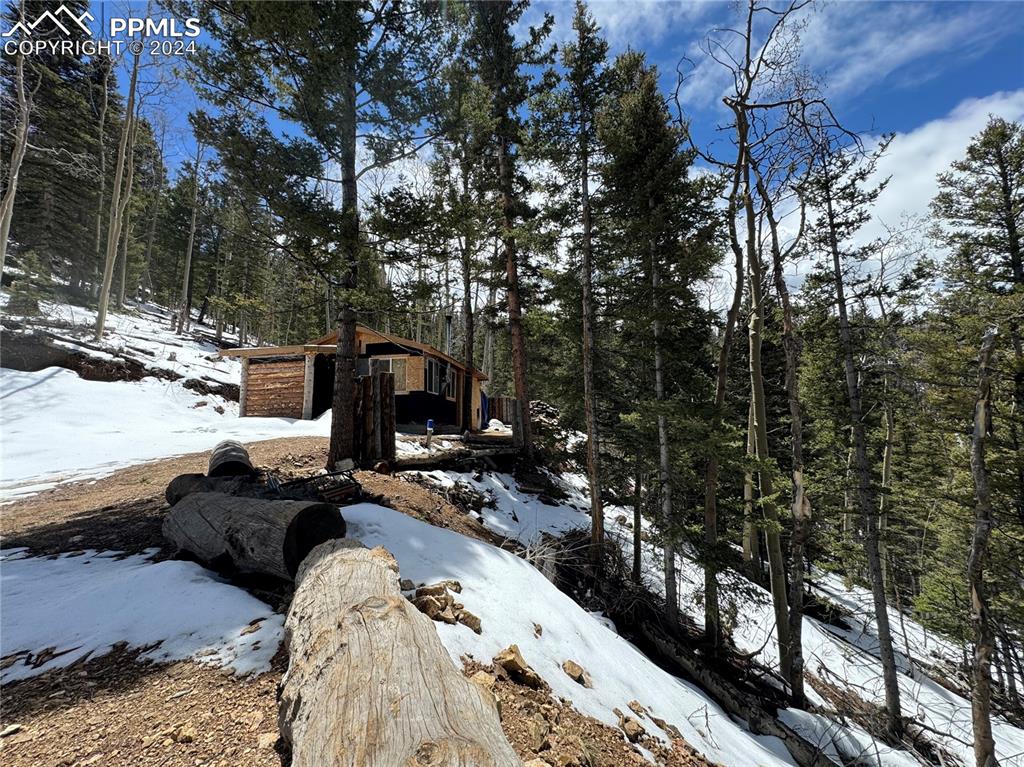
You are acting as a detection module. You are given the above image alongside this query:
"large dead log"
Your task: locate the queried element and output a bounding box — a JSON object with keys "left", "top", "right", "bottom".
{"left": 279, "top": 539, "right": 521, "bottom": 767}
{"left": 162, "top": 492, "right": 346, "bottom": 581}
{"left": 165, "top": 473, "right": 263, "bottom": 506}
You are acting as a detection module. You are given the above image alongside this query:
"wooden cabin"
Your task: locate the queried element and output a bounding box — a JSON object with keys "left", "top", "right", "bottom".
{"left": 221, "top": 325, "right": 487, "bottom": 433}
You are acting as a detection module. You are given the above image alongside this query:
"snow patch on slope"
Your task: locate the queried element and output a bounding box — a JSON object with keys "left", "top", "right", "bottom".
{"left": 0, "top": 548, "right": 282, "bottom": 683}
{"left": 345, "top": 502, "right": 795, "bottom": 766}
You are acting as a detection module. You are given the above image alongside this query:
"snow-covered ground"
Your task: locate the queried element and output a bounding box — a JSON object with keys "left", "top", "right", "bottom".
{"left": 345, "top": 502, "right": 796, "bottom": 767}
{"left": 4, "top": 298, "right": 1021, "bottom": 766}
{"left": 421, "top": 465, "right": 1024, "bottom": 767}
{"left": 0, "top": 547, "right": 282, "bottom": 683}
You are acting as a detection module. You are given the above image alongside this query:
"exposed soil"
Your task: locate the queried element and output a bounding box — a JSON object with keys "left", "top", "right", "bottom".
{"left": 1, "top": 435, "right": 718, "bottom": 766}
{"left": 1, "top": 646, "right": 285, "bottom": 767}
{"left": 461, "top": 660, "right": 715, "bottom": 767}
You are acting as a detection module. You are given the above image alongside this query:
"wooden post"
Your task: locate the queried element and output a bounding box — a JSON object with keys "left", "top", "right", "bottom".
{"left": 239, "top": 358, "right": 249, "bottom": 417}
{"left": 302, "top": 354, "right": 314, "bottom": 420}
{"left": 278, "top": 539, "right": 520, "bottom": 766}
{"left": 511, "top": 399, "right": 524, "bottom": 450}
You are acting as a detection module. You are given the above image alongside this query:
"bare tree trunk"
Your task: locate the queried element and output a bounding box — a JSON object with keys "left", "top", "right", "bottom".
{"left": 742, "top": 134, "right": 791, "bottom": 682}
{"left": 580, "top": 139, "right": 605, "bottom": 565}
{"left": 742, "top": 399, "right": 762, "bottom": 584}
{"left": 650, "top": 213, "right": 677, "bottom": 629}
{"left": 0, "top": 7, "right": 37, "bottom": 277}
{"left": 823, "top": 179, "right": 903, "bottom": 736}
{"left": 968, "top": 330, "right": 999, "bottom": 767}
{"left": 94, "top": 52, "right": 140, "bottom": 341}
{"left": 498, "top": 136, "right": 533, "bottom": 453}
{"left": 703, "top": 160, "right": 745, "bottom": 652}
{"left": 141, "top": 128, "right": 165, "bottom": 299}
{"left": 633, "top": 454, "right": 643, "bottom": 584}
{"left": 327, "top": 56, "right": 359, "bottom": 470}
{"left": 176, "top": 144, "right": 203, "bottom": 334}
{"left": 459, "top": 162, "right": 476, "bottom": 433}
{"left": 757, "top": 169, "right": 809, "bottom": 705}
{"left": 880, "top": 393, "right": 895, "bottom": 596}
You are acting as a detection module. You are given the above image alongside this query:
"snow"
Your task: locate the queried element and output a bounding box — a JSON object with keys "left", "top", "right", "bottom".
{"left": 0, "top": 548, "right": 282, "bottom": 683}
{"left": 0, "top": 367, "right": 332, "bottom": 501}
{"left": 344, "top": 502, "right": 796, "bottom": 767}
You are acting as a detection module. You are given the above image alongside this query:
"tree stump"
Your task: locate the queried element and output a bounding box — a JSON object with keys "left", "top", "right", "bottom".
{"left": 278, "top": 539, "right": 521, "bottom": 767}
{"left": 162, "top": 492, "right": 346, "bottom": 581}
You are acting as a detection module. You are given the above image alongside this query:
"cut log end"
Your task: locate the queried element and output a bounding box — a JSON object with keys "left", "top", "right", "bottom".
{"left": 284, "top": 503, "right": 349, "bottom": 578}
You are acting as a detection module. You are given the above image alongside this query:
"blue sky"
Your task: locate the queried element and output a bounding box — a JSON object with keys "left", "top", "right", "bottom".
{"left": 96, "top": 0, "right": 1023, "bottom": 242}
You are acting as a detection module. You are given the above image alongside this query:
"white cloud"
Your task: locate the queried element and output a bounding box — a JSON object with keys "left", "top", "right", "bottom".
{"left": 677, "top": 1, "right": 1022, "bottom": 111}
{"left": 862, "top": 88, "right": 1024, "bottom": 245}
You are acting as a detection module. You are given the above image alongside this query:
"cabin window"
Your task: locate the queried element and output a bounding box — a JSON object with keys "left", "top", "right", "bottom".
{"left": 445, "top": 367, "right": 457, "bottom": 401}
{"left": 370, "top": 356, "right": 408, "bottom": 392}
{"left": 426, "top": 358, "right": 442, "bottom": 395}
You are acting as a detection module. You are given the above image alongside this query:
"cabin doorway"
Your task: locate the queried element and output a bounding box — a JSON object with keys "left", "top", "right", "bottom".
{"left": 312, "top": 353, "right": 335, "bottom": 418}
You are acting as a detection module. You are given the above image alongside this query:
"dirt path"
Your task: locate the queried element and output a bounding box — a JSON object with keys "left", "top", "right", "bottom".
{"left": 2, "top": 437, "right": 711, "bottom": 766}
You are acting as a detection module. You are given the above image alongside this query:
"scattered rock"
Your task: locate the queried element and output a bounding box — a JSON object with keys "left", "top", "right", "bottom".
{"left": 533, "top": 622, "right": 543, "bottom": 637}
{"left": 561, "top": 660, "right": 593, "bottom": 688}
{"left": 526, "top": 712, "right": 550, "bottom": 751}
{"left": 613, "top": 708, "right": 645, "bottom": 743}
{"left": 412, "top": 594, "right": 444, "bottom": 619}
{"left": 627, "top": 700, "right": 646, "bottom": 718}
{"left": 493, "top": 644, "right": 545, "bottom": 689}
{"left": 469, "top": 670, "right": 496, "bottom": 690}
{"left": 0, "top": 724, "right": 24, "bottom": 738}
{"left": 650, "top": 714, "right": 683, "bottom": 741}
{"left": 524, "top": 760, "right": 550, "bottom": 767}
{"left": 399, "top": 578, "right": 416, "bottom": 591}
{"left": 437, "top": 605, "right": 458, "bottom": 625}
{"left": 457, "top": 609, "right": 482, "bottom": 634}
{"left": 170, "top": 724, "right": 197, "bottom": 743}
{"left": 256, "top": 732, "right": 277, "bottom": 749}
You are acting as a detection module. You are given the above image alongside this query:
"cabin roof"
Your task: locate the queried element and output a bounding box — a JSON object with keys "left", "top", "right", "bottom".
{"left": 220, "top": 324, "right": 487, "bottom": 381}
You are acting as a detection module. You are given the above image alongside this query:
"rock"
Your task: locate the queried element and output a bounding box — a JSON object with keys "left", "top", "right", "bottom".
{"left": 627, "top": 700, "right": 646, "bottom": 718}
{"left": 469, "top": 670, "right": 496, "bottom": 690}
{"left": 561, "top": 659, "right": 592, "bottom": 688}
{"left": 399, "top": 578, "right": 415, "bottom": 591}
{"left": 457, "top": 609, "right": 482, "bottom": 634}
{"left": 650, "top": 715, "right": 682, "bottom": 741}
{"left": 439, "top": 579, "right": 462, "bottom": 594}
{"left": 540, "top": 703, "right": 560, "bottom": 724}
{"left": 523, "top": 760, "right": 550, "bottom": 767}
{"left": 171, "top": 724, "right": 197, "bottom": 744}
{"left": 526, "top": 712, "right": 550, "bottom": 751}
{"left": 256, "top": 732, "right": 277, "bottom": 749}
{"left": 415, "top": 583, "right": 449, "bottom": 598}
{"left": 437, "top": 605, "right": 458, "bottom": 625}
{"left": 493, "top": 644, "right": 545, "bottom": 689}
{"left": 412, "top": 594, "right": 444, "bottom": 619}
{"left": 533, "top": 622, "right": 543, "bottom": 637}
{"left": 614, "top": 710, "right": 645, "bottom": 743}
{"left": 0, "top": 724, "right": 23, "bottom": 738}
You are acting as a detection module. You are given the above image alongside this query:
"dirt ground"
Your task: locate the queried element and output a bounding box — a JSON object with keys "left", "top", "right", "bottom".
{"left": 1, "top": 436, "right": 711, "bottom": 766}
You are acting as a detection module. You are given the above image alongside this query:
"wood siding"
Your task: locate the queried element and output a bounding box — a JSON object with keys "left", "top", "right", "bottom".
{"left": 245, "top": 357, "right": 306, "bottom": 418}
{"left": 406, "top": 355, "right": 425, "bottom": 391}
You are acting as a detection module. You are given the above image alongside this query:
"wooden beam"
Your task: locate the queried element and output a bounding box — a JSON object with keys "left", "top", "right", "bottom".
{"left": 239, "top": 359, "right": 249, "bottom": 416}
{"left": 302, "top": 354, "right": 314, "bottom": 420}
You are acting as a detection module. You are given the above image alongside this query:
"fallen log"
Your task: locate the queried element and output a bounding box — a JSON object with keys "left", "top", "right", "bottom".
{"left": 638, "top": 623, "right": 838, "bottom": 767}
{"left": 394, "top": 446, "right": 520, "bottom": 472}
{"left": 208, "top": 439, "right": 256, "bottom": 477}
{"left": 162, "top": 492, "right": 346, "bottom": 581}
{"left": 165, "top": 473, "right": 263, "bottom": 506}
{"left": 278, "top": 539, "right": 521, "bottom": 767}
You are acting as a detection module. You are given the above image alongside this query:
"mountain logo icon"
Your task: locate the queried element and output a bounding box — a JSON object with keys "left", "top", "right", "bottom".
{"left": 2, "top": 4, "right": 94, "bottom": 38}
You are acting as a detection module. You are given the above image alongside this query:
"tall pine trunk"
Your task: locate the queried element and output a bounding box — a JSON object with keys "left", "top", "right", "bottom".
{"left": 94, "top": 53, "right": 140, "bottom": 341}
{"left": 703, "top": 160, "right": 745, "bottom": 652}
{"left": 968, "top": 330, "right": 998, "bottom": 767}
{"left": 580, "top": 138, "right": 604, "bottom": 564}
{"left": 823, "top": 180, "right": 903, "bottom": 736}
{"left": 498, "top": 136, "right": 533, "bottom": 453}
{"left": 460, "top": 162, "right": 475, "bottom": 433}
{"left": 176, "top": 147, "right": 202, "bottom": 334}
{"left": 327, "top": 55, "right": 359, "bottom": 469}
{"left": 0, "top": 21, "right": 35, "bottom": 277}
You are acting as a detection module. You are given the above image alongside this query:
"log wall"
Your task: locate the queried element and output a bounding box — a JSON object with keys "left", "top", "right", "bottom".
{"left": 245, "top": 357, "right": 306, "bottom": 418}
